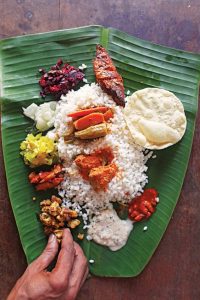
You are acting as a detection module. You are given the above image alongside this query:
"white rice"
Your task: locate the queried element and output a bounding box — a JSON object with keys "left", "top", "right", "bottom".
{"left": 54, "top": 83, "right": 151, "bottom": 224}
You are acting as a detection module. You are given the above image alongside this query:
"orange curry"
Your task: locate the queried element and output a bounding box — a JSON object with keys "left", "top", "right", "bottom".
{"left": 75, "top": 147, "right": 117, "bottom": 191}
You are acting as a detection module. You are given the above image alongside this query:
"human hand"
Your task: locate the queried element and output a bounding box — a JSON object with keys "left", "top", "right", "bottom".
{"left": 7, "top": 229, "right": 88, "bottom": 300}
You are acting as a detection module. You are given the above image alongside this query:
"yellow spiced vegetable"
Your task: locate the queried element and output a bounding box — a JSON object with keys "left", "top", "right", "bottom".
{"left": 20, "top": 133, "right": 58, "bottom": 168}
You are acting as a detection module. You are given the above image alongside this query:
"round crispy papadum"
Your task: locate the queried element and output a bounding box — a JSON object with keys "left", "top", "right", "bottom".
{"left": 123, "top": 88, "right": 187, "bottom": 150}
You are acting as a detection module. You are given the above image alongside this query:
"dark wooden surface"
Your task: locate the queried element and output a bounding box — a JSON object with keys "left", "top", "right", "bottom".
{"left": 0, "top": 1, "right": 200, "bottom": 299}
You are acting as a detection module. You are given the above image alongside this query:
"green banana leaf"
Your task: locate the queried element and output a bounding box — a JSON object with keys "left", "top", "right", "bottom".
{"left": 1, "top": 25, "right": 200, "bottom": 277}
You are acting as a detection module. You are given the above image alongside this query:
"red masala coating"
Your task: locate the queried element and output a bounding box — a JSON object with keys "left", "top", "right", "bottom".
{"left": 74, "top": 147, "right": 117, "bottom": 190}
{"left": 93, "top": 45, "right": 125, "bottom": 107}
{"left": 75, "top": 154, "right": 103, "bottom": 180}
{"left": 29, "top": 164, "right": 64, "bottom": 191}
{"left": 89, "top": 163, "right": 118, "bottom": 191}
{"left": 92, "top": 147, "right": 114, "bottom": 164}
{"left": 36, "top": 178, "right": 63, "bottom": 191}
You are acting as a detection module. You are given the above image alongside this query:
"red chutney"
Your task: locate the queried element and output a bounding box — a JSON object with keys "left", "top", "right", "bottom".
{"left": 128, "top": 188, "right": 158, "bottom": 222}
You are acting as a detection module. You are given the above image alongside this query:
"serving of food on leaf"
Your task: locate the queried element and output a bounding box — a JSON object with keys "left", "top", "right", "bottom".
{"left": 19, "top": 44, "right": 187, "bottom": 253}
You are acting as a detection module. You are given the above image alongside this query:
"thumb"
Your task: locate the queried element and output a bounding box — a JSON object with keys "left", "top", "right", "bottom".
{"left": 31, "top": 234, "right": 59, "bottom": 272}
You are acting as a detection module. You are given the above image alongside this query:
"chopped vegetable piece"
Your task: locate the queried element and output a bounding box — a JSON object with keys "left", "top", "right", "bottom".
{"left": 68, "top": 219, "right": 81, "bottom": 229}
{"left": 23, "top": 101, "right": 57, "bottom": 132}
{"left": 74, "top": 123, "right": 107, "bottom": 139}
{"left": 68, "top": 106, "right": 108, "bottom": 119}
{"left": 77, "top": 233, "right": 84, "bottom": 240}
{"left": 20, "top": 133, "right": 58, "bottom": 168}
{"left": 74, "top": 112, "right": 105, "bottom": 131}
{"left": 103, "top": 109, "right": 113, "bottom": 121}
{"left": 64, "top": 122, "right": 75, "bottom": 138}
{"left": 128, "top": 188, "right": 158, "bottom": 222}
{"left": 36, "top": 178, "right": 63, "bottom": 191}
{"left": 53, "top": 230, "right": 64, "bottom": 243}
{"left": 29, "top": 164, "right": 63, "bottom": 191}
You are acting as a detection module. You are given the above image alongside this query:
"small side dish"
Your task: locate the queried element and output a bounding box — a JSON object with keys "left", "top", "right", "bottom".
{"left": 39, "top": 195, "right": 80, "bottom": 243}
{"left": 124, "top": 88, "right": 187, "bottom": 149}
{"left": 20, "top": 133, "right": 58, "bottom": 168}
{"left": 23, "top": 102, "right": 57, "bottom": 132}
{"left": 39, "top": 59, "right": 85, "bottom": 99}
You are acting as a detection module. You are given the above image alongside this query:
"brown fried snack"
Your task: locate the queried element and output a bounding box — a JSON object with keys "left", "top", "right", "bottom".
{"left": 39, "top": 195, "right": 80, "bottom": 242}
{"left": 93, "top": 44, "right": 125, "bottom": 107}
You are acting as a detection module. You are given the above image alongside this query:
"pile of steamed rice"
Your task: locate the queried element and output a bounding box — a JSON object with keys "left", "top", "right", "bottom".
{"left": 54, "top": 83, "right": 151, "bottom": 228}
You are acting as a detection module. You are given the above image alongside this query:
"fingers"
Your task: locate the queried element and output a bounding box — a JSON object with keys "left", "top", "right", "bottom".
{"left": 65, "top": 242, "right": 88, "bottom": 298}
{"left": 80, "top": 266, "right": 89, "bottom": 288}
{"left": 50, "top": 229, "right": 75, "bottom": 290}
{"left": 31, "top": 234, "right": 59, "bottom": 272}
{"left": 73, "top": 243, "right": 89, "bottom": 289}
{"left": 67, "top": 266, "right": 89, "bottom": 300}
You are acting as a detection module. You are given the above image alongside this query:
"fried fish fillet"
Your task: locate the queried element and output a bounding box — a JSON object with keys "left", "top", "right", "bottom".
{"left": 93, "top": 45, "right": 125, "bottom": 107}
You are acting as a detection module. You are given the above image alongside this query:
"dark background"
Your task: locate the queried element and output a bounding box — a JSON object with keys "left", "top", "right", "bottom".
{"left": 0, "top": 1, "right": 200, "bottom": 299}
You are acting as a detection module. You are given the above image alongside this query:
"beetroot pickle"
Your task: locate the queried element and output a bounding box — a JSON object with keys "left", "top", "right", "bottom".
{"left": 39, "top": 59, "right": 84, "bottom": 99}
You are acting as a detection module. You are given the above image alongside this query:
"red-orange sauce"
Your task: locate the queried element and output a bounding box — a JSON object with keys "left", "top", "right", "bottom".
{"left": 74, "top": 147, "right": 117, "bottom": 190}
{"left": 128, "top": 188, "right": 158, "bottom": 222}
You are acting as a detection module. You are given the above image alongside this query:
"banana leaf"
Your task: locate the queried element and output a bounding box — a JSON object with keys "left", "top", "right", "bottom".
{"left": 1, "top": 25, "right": 200, "bottom": 277}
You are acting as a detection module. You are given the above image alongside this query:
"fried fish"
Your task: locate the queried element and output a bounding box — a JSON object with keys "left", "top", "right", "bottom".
{"left": 93, "top": 45, "right": 125, "bottom": 107}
